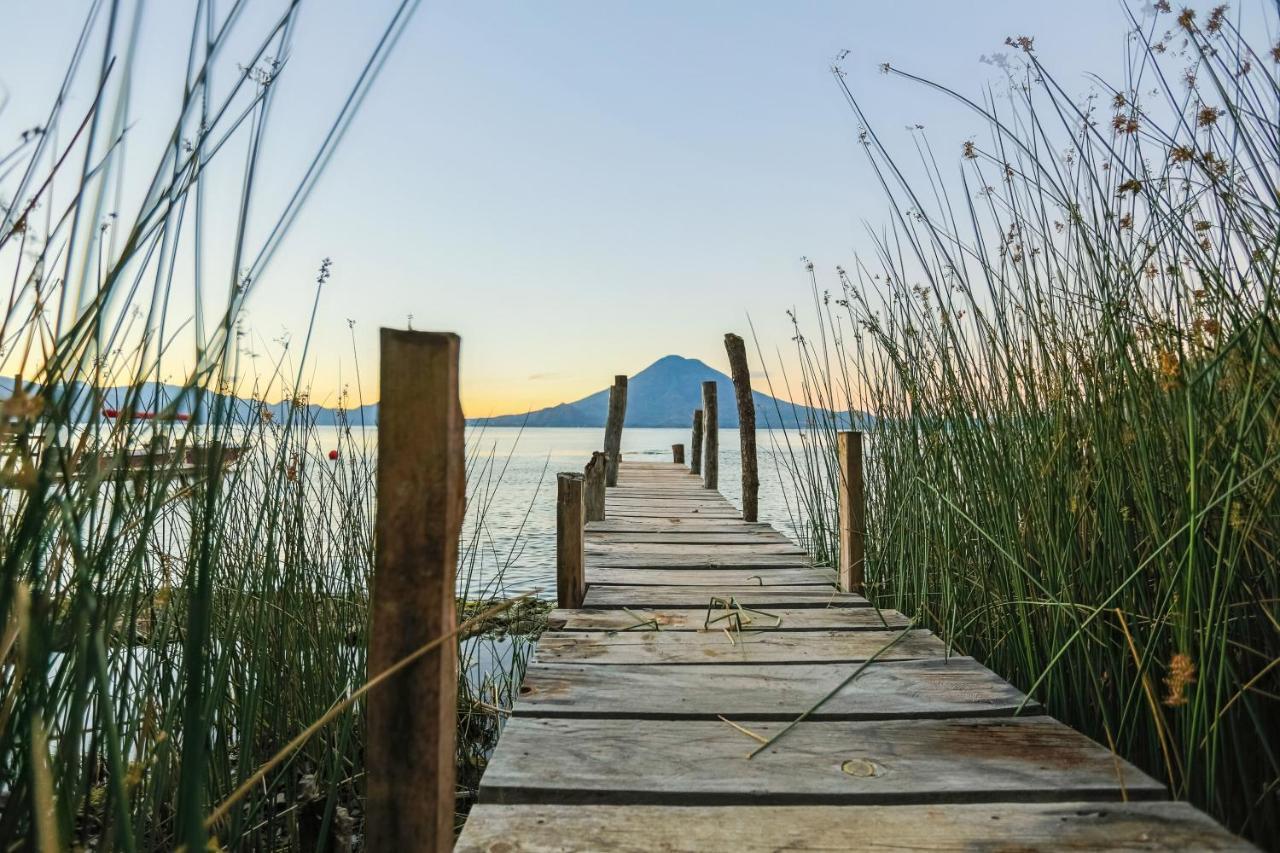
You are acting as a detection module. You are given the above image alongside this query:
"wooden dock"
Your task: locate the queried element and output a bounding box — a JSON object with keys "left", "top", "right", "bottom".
{"left": 455, "top": 460, "right": 1250, "bottom": 851}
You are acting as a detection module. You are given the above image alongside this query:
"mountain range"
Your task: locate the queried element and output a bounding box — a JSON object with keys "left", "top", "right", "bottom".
{"left": 469, "top": 355, "right": 858, "bottom": 429}
{"left": 3, "top": 355, "right": 861, "bottom": 429}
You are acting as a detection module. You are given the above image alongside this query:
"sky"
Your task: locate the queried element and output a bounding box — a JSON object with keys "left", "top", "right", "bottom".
{"left": 3, "top": 1, "right": 1272, "bottom": 416}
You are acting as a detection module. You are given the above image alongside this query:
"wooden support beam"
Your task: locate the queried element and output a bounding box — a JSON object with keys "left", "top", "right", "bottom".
{"left": 701, "top": 381, "right": 718, "bottom": 490}
{"left": 602, "top": 375, "right": 628, "bottom": 487}
{"left": 690, "top": 410, "right": 703, "bottom": 476}
{"left": 367, "top": 329, "right": 463, "bottom": 853}
{"left": 557, "top": 472, "right": 586, "bottom": 607}
{"left": 838, "top": 430, "right": 866, "bottom": 594}
{"left": 671, "top": 444, "right": 685, "bottom": 464}
{"left": 724, "top": 333, "right": 758, "bottom": 522}
{"left": 584, "top": 451, "right": 607, "bottom": 522}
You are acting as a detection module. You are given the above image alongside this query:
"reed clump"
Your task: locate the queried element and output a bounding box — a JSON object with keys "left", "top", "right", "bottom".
{"left": 769, "top": 5, "right": 1278, "bottom": 844}
{"left": 0, "top": 3, "right": 534, "bottom": 849}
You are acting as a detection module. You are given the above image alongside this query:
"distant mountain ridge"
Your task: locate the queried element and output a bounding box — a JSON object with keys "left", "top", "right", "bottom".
{"left": 0, "top": 375, "right": 374, "bottom": 427}
{"left": 3, "top": 355, "right": 864, "bottom": 429}
{"left": 469, "top": 355, "right": 862, "bottom": 429}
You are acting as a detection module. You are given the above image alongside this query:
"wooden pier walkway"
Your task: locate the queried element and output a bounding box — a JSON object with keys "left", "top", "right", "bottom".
{"left": 455, "top": 460, "right": 1248, "bottom": 851}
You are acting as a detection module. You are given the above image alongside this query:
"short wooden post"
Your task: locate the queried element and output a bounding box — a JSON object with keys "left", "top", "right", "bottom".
{"left": 724, "top": 333, "right": 759, "bottom": 522}
{"left": 368, "top": 329, "right": 463, "bottom": 853}
{"left": 838, "top": 430, "right": 866, "bottom": 594}
{"left": 671, "top": 443, "right": 685, "bottom": 464}
{"left": 584, "top": 451, "right": 607, "bottom": 522}
{"left": 690, "top": 410, "right": 704, "bottom": 476}
{"left": 557, "top": 472, "right": 586, "bottom": 608}
{"left": 701, "top": 380, "right": 718, "bottom": 490}
{"left": 602, "top": 375, "right": 628, "bottom": 487}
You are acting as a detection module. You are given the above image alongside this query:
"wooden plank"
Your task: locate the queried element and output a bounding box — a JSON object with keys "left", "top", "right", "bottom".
{"left": 604, "top": 494, "right": 737, "bottom": 502}
{"left": 477, "top": 716, "right": 1165, "bottom": 805}
{"left": 607, "top": 511, "right": 743, "bottom": 519}
{"left": 533, "top": 629, "right": 944, "bottom": 665}
{"left": 457, "top": 802, "right": 1252, "bottom": 852}
{"left": 588, "top": 532, "right": 794, "bottom": 545}
{"left": 586, "top": 550, "right": 819, "bottom": 563}
{"left": 367, "top": 329, "right": 462, "bottom": 852}
{"left": 547, "top": 606, "right": 909, "bottom": 632}
{"left": 586, "top": 568, "right": 833, "bottom": 587}
{"left": 587, "top": 542, "right": 804, "bottom": 554}
{"left": 587, "top": 521, "right": 778, "bottom": 534}
{"left": 515, "top": 657, "right": 1039, "bottom": 720}
{"left": 583, "top": 585, "right": 869, "bottom": 609}
{"left": 605, "top": 497, "right": 735, "bottom": 505}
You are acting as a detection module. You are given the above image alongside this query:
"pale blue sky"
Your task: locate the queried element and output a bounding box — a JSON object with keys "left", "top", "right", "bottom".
{"left": 5, "top": 1, "right": 1265, "bottom": 414}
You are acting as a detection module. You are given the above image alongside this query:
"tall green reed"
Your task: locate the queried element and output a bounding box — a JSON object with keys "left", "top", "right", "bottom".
{"left": 1, "top": 3, "right": 540, "bottom": 849}
{"left": 765, "top": 4, "right": 1278, "bottom": 844}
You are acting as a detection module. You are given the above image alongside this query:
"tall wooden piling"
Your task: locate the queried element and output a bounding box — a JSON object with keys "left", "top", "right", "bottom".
{"left": 838, "top": 430, "right": 866, "bottom": 594}
{"left": 724, "top": 333, "right": 759, "bottom": 522}
{"left": 690, "top": 411, "right": 704, "bottom": 476}
{"left": 602, "top": 375, "right": 628, "bottom": 487}
{"left": 671, "top": 444, "right": 685, "bottom": 464}
{"left": 584, "top": 451, "right": 607, "bottom": 522}
{"left": 701, "top": 381, "right": 718, "bottom": 490}
{"left": 368, "top": 329, "right": 463, "bottom": 853}
{"left": 557, "top": 472, "right": 586, "bottom": 608}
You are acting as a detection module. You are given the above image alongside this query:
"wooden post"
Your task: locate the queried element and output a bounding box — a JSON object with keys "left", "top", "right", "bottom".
{"left": 368, "top": 329, "right": 463, "bottom": 853}
{"left": 584, "top": 451, "right": 607, "bottom": 522}
{"left": 671, "top": 443, "right": 685, "bottom": 464}
{"left": 724, "top": 333, "right": 759, "bottom": 522}
{"left": 557, "top": 472, "right": 586, "bottom": 608}
{"left": 690, "top": 410, "right": 704, "bottom": 476}
{"left": 838, "top": 430, "right": 866, "bottom": 594}
{"left": 602, "top": 375, "right": 628, "bottom": 487}
{"left": 701, "top": 380, "right": 718, "bottom": 490}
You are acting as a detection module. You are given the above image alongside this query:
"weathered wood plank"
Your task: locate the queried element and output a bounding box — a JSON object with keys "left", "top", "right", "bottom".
{"left": 582, "top": 585, "right": 869, "bottom": 609}
{"left": 587, "top": 532, "right": 794, "bottom": 545}
{"left": 457, "top": 802, "right": 1251, "bottom": 852}
{"left": 515, "top": 657, "right": 1039, "bottom": 720}
{"left": 478, "top": 716, "right": 1165, "bottom": 805}
{"left": 547, "top": 606, "right": 908, "bottom": 632}
{"left": 533, "top": 629, "right": 943, "bottom": 665}
{"left": 587, "top": 521, "right": 778, "bottom": 534}
{"left": 587, "top": 542, "right": 806, "bottom": 555}
{"left": 606, "top": 512, "right": 744, "bottom": 520}
{"left": 586, "top": 567, "right": 834, "bottom": 587}
{"left": 606, "top": 503, "right": 738, "bottom": 513}
{"left": 588, "top": 550, "right": 819, "bottom": 563}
